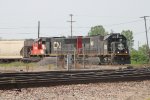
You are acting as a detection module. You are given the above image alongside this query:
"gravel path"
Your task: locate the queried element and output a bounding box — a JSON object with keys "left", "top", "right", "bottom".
{"left": 0, "top": 65, "right": 128, "bottom": 73}
{"left": 0, "top": 80, "right": 150, "bottom": 100}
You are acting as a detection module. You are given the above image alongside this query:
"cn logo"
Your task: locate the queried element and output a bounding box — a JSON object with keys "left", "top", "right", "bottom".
{"left": 53, "top": 42, "right": 61, "bottom": 50}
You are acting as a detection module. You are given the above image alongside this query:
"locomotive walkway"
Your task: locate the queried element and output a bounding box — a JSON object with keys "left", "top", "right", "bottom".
{"left": 0, "top": 67, "right": 150, "bottom": 89}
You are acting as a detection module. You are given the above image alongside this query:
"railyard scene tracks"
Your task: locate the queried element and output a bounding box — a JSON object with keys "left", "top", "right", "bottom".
{"left": 0, "top": 66, "right": 150, "bottom": 100}
{"left": 0, "top": 56, "right": 149, "bottom": 100}
{"left": 0, "top": 66, "right": 150, "bottom": 89}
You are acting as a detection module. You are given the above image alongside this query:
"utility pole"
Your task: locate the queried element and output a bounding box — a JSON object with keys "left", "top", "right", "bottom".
{"left": 38, "top": 21, "right": 40, "bottom": 38}
{"left": 67, "top": 14, "right": 75, "bottom": 38}
{"left": 140, "top": 16, "right": 150, "bottom": 61}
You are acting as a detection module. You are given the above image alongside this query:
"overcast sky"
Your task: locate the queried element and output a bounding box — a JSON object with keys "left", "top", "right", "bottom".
{"left": 0, "top": 0, "right": 150, "bottom": 49}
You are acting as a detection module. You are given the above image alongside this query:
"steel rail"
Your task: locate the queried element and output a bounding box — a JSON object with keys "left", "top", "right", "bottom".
{"left": 0, "top": 67, "right": 150, "bottom": 88}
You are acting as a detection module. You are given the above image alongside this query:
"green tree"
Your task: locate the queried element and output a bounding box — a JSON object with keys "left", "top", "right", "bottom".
{"left": 138, "top": 44, "right": 149, "bottom": 63}
{"left": 131, "top": 45, "right": 149, "bottom": 64}
{"left": 130, "top": 48, "right": 139, "bottom": 64}
{"left": 88, "top": 25, "right": 108, "bottom": 36}
{"left": 121, "top": 30, "right": 134, "bottom": 51}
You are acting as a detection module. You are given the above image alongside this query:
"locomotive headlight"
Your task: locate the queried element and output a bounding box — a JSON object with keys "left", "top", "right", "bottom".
{"left": 125, "top": 51, "right": 128, "bottom": 53}
{"left": 117, "top": 51, "right": 119, "bottom": 53}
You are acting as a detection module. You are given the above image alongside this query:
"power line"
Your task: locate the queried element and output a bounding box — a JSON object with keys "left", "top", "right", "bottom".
{"left": 74, "top": 19, "right": 143, "bottom": 28}
{"left": 134, "top": 31, "right": 145, "bottom": 35}
{"left": 75, "top": 14, "right": 140, "bottom": 19}
{"left": 148, "top": 27, "right": 150, "bottom": 33}
{"left": 0, "top": 33, "right": 34, "bottom": 34}
{"left": 0, "top": 27, "right": 20, "bottom": 29}
{"left": 104, "top": 19, "right": 142, "bottom": 27}
{"left": 0, "top": 19, "right": 143, "bottom": 30}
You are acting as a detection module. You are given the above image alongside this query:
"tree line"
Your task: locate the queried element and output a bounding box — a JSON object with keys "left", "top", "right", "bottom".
{"left": 88, "top": 25, "right": 149, "bottom": 64}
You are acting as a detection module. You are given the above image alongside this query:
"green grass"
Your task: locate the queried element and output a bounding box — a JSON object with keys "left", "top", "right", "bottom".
{"left": 146, "top": 98, "right": 150, "bottom": 100}
{"left": 0, "top": 61, "right": 36, "bottom": 67}
{"left": 131, "top": 60, "right": 148, "bottom": 64}
{"left": 130, "top": 63, "right": 150, "bottom": 68}
{"left": 130, "top": 59, "right": 150, "bottom": 67}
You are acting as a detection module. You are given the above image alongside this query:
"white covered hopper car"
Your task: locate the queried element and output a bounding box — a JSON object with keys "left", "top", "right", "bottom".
{"left": 0, "top": 39, "right": 33, "bottom": 62}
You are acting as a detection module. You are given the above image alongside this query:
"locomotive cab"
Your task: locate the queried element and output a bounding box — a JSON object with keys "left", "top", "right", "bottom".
{"left": 101, "top": 33, "right": 131, "bottom": 64}
{"left": 109, "top": 34, "right": 130, "bottom": 64}
{"left": 31, "top": 38, "right": 47, "bottom": 56}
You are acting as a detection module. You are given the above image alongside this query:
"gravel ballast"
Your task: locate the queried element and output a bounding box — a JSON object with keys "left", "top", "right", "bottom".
{"left": 0, "top": 80, "right": 150, "bottom": 100}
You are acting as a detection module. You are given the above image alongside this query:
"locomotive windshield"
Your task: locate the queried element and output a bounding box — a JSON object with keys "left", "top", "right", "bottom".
{"left": 107, "top": 34, "right": 127, "bottom": 52}
{"left": 111, "top": 42, "right": 126, "bottom": 52}
{"left": 117, "top": 43, "right": 124, "bottom": 50}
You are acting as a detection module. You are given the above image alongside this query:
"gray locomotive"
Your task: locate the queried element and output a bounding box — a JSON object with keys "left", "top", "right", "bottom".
{"left": 31, "top": 33, "right": 130, "bottom": 64}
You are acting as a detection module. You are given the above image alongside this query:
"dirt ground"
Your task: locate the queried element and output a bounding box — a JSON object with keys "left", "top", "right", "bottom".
{"left": 0, "top": 80, "right": 150, "bottom": 100}
{"left": 0, "top": 64, "right": 128, "bottom": 73}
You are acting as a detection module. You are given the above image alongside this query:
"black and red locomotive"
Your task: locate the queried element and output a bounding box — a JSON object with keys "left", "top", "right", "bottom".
{"left": 29, "top": 33, "right": 130, "bottom": 64}
{"left": 0, "top": 33, "right": 130, "bottom": 64}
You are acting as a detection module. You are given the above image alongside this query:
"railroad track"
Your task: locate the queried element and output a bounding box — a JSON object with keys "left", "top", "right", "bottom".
{"left": 0, "top": 67, "right": 150, "bottom": 89}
